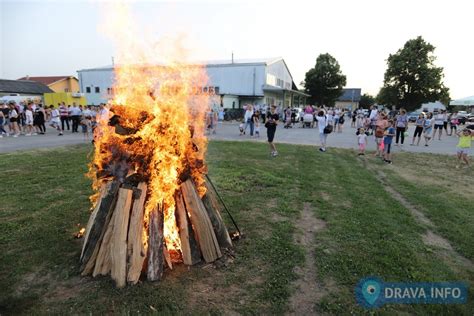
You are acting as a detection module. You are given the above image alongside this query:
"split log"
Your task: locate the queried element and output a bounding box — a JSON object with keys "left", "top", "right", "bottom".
{"left": 147, "top": 206, "right": 164, "bottom": 281}
{"left": 81, "top": 182, "right": 107, "bottom": 259}
{"left": 127, "top": 182, "right": 148, "bottom": 284}
{"left": 163, "top": 245, "right": 173, "bottom": 270}
{"left": 110, "top": 188, "right": 134, "bottom": 288}
{"left": 80, "top": 181, "right": 120, "bottom": 272}
{"left": 175, "top": 191, "right": 201, "bottom": 265}
{"left": 92, "top": 211, "right": 114, "bottom": 277}
{"left": 202, "top": 181, "right": 233, "bottom": 249}
{"left": 181, "top": 180, "right": 221, "bottom": 263}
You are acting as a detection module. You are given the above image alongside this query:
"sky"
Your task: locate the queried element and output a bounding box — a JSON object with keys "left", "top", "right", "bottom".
{"left": 1, "top": 0, "right": 473, "bottom": 99}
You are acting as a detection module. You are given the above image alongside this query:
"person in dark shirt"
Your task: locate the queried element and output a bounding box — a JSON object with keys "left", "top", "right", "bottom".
{"left": 265, "top": 105, "right": 279, "bottom": 157}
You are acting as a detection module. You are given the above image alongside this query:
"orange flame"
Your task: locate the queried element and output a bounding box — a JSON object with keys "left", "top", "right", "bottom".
{"left": 89, "top": 3, "right": 211, "bottom": 258}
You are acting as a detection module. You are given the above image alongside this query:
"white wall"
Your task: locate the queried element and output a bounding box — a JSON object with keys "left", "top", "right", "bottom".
{"left": 78, "top": 68, "right": 115, "bottom": 105}
{"left": 206, "top": 64, "right": 266, "bottom": 96}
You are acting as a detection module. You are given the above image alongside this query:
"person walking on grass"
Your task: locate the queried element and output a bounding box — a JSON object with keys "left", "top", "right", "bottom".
{"left": 265, "top": 105, "right": 279, "bottom": 157}
{"left": 395, "top": 109, "right": 408, "bottom": 146}
{"left": 433, "top": 110, "right": 446, "bottom": 140}
{"left": 423, "top": 112, "right": 434, "bottom": 146}
{"left": 411, "top": 113, "right": 425, "bottom": 146}
{"left": 383, "top": 120, "right": 396, "bottom": 164}
{"left": 356, "top": 127, "right": 368, "bottom": 156}
{"left": 455, "top": 129, "right": 472, "bottom": 169}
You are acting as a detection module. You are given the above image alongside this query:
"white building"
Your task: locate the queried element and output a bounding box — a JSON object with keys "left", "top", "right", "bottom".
{"left": 77, "top": 57, "right": 308, "bottom": 108}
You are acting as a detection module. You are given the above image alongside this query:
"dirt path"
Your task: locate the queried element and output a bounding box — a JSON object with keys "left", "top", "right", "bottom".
{"left": 372, "top": 167, "right": 474, "bottom": 272}
{"left": 288, "top": 202, "right": 327, "bottom": 315}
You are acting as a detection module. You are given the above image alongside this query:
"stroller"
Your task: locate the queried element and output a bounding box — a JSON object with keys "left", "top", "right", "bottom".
{"left": 302, "top": 113, "right": 313, "bottom": 128}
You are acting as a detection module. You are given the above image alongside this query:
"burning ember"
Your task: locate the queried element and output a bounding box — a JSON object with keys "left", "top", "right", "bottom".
{"left": 79, "top": 4, "right": 233, "bottom": 288}
{"left": 75, "top": 227, "right": 86, "bottom": 239}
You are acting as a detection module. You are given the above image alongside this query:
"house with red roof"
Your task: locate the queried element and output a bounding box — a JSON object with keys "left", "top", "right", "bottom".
{"left": 17, "top": 76, "right": 80, "bottom": 93}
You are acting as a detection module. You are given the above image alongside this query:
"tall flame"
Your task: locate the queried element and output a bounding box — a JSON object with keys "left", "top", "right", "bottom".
{"left": 89, "top": 3, "right": 211, "bottom": 257}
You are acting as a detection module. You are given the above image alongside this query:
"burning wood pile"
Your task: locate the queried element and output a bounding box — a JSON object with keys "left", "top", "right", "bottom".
{"left": 79, "top": 59, "right": 233, "bottom": 287}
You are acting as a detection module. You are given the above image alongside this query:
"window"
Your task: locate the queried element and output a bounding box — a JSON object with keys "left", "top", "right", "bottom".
{"left": 215, "top": 86, "right": 220, "bottom": 95}
{"left": 95, "top": 87, "right": 100, "bottom": 93}
{"left": 107, "top": 87, "right": 112, "bottom": 95}
{"left": 86, "top": 87, "right": 91, "bottom": 93}
{"left": 64, "top": 88, "right": 69, "bottom": 92}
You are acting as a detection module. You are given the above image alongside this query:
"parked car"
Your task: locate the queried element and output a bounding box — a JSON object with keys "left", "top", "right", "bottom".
{"left": 457, "top": 111, "right": 469, "bottom": 125}
{"left": 408, "top": 112, "right": 422, "bottom": 122}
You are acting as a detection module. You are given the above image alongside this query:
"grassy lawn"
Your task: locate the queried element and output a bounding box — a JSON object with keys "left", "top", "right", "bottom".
{"left": 0, "top": 142, "right": 472, "bottom": 315}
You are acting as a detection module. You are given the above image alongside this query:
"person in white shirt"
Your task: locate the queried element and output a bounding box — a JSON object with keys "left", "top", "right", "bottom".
{"left": 70, "top": 103, "right": 82, "bottom": 133}
{"left": 243, "top": 105, "right": 254, "bottom": 136}
{"left": 433, "top": 110, "right": 446, "bottom": 140}
{"left": 49, "top": 105, "right": 63, "bottom": 136}
{"left": 24, "top": 103, "right": 35, "bottom": 136}
{"left": 315, "top": 110, "right": 330, "bottom": 152}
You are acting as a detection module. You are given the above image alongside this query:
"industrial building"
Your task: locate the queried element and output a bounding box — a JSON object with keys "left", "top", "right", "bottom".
{"left": 77, "top": 57, "right": 309, "bottom": 107}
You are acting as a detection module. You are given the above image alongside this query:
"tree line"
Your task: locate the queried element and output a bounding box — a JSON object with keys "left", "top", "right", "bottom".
{"left": 303, "top": 36, "right": 450, "bottom": 112}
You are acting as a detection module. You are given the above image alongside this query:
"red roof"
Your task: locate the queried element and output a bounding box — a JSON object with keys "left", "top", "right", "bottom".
{"left": 17, "top": 76, "right": 76, "bottom": 86}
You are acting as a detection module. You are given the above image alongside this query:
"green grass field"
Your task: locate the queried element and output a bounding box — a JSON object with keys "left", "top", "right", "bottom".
{"left": 0, "top": 142, "right": 473, "bottom": 315}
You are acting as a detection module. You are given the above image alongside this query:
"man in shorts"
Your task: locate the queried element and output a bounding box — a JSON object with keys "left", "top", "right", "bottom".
{"left": 433, "top": 110, "right": 446, "bottom": 140}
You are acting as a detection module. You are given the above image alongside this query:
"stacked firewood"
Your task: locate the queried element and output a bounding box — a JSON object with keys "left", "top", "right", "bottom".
{"left": 80, "top": 177, "right": 233, "bottom": 288}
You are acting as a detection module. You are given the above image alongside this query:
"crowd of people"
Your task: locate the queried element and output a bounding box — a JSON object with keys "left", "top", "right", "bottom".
{"left": 236, "top": 103, "right": 472, "bottom": 167}
{"left": 0, "top": 101, "right": 110, "bottom": 141}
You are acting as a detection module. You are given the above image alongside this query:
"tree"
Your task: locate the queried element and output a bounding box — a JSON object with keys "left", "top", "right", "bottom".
{"left": 304, "top": 53, "right": 346, "bottom": 106}
{"left": 378, "top": 36, "right": 450, "bottom": 111}
{"left": 359, "top": 93, "right": 376, "bottom": 109}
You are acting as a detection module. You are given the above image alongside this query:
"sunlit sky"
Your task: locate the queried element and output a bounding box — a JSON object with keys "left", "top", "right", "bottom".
{"left": 1, "top": 0, "right": 473, "bottom": 98}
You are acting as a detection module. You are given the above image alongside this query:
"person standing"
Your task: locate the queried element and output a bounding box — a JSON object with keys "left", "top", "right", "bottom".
{"left": 356, "top": 127, "right": 367, "bottom": 155}
{"left": 374, "top": 113, "right": 388, "bottom": 157}
{"left": 253, "top": 110, "right": 261, "bottom": 137}
{"left": 395, "top": 109, "right": 408, "bottom": 146}
{"left": 369, "top": 105, "right": 378, "bottom": 135}
{"left": 433, "top": 110, "right": 446, "bottom": 140}
{"left": 70, "top": 103, "right": 82, "bottom": 133}
{"left": 8, "top": 102, "right": 20, "bottom": 137}
{"left": 383, "top": 120, "right": 396, "bottom": 164}
{"left": 0, "top": 107, "right": 7, "bottom": 137}
{"left": 24, "top": 102, "right": 34, "bottom": 136}
{"left": 34, "top": 104, "right": 46, "bottom": 134}
{"left": 423, "top": 113, "right": 434, "bottom": 146}
{"left": 243, "top": 105, "right": 254, "bottom": 136}
{"left": 265, "top": 105, "right": 279, "bottom": 157}
{"left": 315, "top": 110, "right": 329, "bottom": 152}
{"left": 449, "top": 112, "right": 459, "bottom": 136}
{"left": 59, "top": 102, "right": 70, "bottom": 131}
{"left": 410, "top": 113, "right": 425, "bottom": 146}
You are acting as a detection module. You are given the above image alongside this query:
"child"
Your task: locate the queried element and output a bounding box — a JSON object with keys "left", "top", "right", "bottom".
{"left": 383, "top": 120, "right": 396, "bottom": 164}
{"left": 356, "top": 127, "right": 367, "bottom": 155}
{"left": 81, "top": 116, "right": 92, "bottom": 141}
{"left": 239, "top": 122, "right": 244, "bottom": 135}
{"left": 253, "top": 110, "right": 260, "bottom": 137}
{"left": 455, "top": 129, "right": 472, "bottom": 168}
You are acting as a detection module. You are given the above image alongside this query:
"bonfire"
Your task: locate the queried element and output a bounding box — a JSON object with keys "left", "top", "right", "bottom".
{"left": 78, "top": 6, "right": 234, "bottom": 287}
